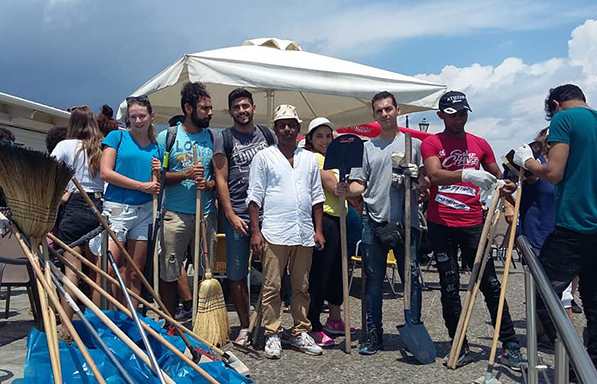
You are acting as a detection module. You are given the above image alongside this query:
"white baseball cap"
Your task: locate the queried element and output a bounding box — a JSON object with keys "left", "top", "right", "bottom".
{"left": 307, "top": 117, "right": 334, "bottom": 134}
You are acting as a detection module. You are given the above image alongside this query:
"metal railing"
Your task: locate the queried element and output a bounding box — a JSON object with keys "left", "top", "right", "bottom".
{"left": 517, "top": 235, "right": 597, "bottom": 384}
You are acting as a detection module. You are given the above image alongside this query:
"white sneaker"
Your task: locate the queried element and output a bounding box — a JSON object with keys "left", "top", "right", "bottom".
{"left": 264, "top": 334, "right": 282, "bottom": 359}
{"left": 291, "top": 332, "right": 323, "bottom": 356}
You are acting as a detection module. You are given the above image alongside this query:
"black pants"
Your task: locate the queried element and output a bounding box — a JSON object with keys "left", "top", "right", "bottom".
{"left": 536, "top": 226, "right": 597, "bottom": 366}
{"left": 307, "top": 214, "right": 343, "bottom": 331}
{"left": 428, "top": 222, "right": 517, "bottom": 346}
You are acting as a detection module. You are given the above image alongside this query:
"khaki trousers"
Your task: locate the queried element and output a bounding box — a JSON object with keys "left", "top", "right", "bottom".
{"left": 262, "top": 242, "right": 313, "bottom": 337}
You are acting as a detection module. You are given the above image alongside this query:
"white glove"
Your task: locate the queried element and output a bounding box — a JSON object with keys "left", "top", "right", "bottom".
{"left": 400, "top": 163, "right": 419, "bottom": 179}
{"left": 513, "top": 144, "right": 534, "bottom": 169}
{"left": 461, "top": 168, "right": 497, "bottom": 190}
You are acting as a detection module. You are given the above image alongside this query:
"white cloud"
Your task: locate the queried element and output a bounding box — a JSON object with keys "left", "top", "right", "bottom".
{"left": 283, "top": 0, "right": 591, "bottom": 56}
{"left": 569, "top": 19, "right": 597, "bottom": 84}
{"left": 414, "top": 18, "right": 597, "bottom": 160}
{"left": 43, "top": 0, "right": 88, "bottom": 25}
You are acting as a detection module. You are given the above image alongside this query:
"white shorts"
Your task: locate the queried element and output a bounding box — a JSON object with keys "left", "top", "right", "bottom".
{"left": 89, "top": 200, "right": 153, "bottom": 255}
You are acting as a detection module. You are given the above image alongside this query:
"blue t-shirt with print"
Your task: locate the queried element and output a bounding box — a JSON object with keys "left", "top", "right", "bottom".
{"left": 102, "top": 130, "right": 163, "bottom": 205}
{"left": 157, "top": 125, "right": 214, "bottom": 215}
{"left": 548, "top": 107, "right": 597, "bottom": 234}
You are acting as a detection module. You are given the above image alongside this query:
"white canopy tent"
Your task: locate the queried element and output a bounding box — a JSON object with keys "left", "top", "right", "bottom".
{"left": 118, "top": 38, "right": 446, "bottom": 131}
{"left": 0, "top": 92, "right": 70, "bottom": 151}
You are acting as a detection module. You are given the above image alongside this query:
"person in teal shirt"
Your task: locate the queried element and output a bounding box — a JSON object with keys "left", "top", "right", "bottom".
{"left": 156, "top": 82, "right": 217, "bottom": 322}
{"left": 514, "top": 83, "right": 597, "bottom": 375}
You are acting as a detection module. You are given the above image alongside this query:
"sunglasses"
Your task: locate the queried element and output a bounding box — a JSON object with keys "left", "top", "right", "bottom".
{"left": 126, "top": 95, "right": 149, "bottom": 104}
{"left": 0, "top": 140, "right": 24, "bottom": 148}
{"left": 67, "top": 105, "right": 90, "bottom": 112}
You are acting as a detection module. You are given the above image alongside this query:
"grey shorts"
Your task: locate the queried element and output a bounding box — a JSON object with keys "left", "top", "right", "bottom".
{"left": 160, "top": 210, "right": 217, "bottom": 282}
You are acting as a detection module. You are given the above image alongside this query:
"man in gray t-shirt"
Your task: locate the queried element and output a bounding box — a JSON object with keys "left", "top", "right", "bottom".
{"left": 214, "top": 128, "right": 269, "bottom": 217}
{"left": 213, "top": 88, "right": 275, "bottom": 345}
{"left": 337, "top": 91, "right": 424, "bottom": 355}
{"left": 351, "top": 137, "right": 421, "bottom": 228}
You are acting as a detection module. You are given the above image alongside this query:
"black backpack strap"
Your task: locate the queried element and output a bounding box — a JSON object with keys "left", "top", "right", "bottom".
{"left": 207, "top": 128, "right": 214, "bottom": 144}
{"left": 222, "top": 128, "right": 234, "bottom": 159}
{"left": 163, "top": 124, "right": 179, "bottom": 170}
{"left": 165, "top": 124, "right": 178, "bottom": 152}
{"left": 257, "top": 125, "right": 276, "bottom": 146}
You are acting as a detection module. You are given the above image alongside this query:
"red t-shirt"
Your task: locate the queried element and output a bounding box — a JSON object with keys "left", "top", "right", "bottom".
{"left": 421, "top": 132, "right": 496, "bottom": 227}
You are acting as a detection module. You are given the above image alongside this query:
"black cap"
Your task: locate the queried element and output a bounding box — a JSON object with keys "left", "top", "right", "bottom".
{"left": 439, "top": 91, "right": 472, "bottom": 114}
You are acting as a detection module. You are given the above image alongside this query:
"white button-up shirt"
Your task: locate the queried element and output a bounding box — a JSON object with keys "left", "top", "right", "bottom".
{"left": 246, "top": 145, "right": 325, "bottom": 247}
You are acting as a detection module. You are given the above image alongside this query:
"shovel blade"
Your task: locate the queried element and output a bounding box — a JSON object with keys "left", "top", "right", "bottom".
{"left": 397, "top": 311, "right": 436, "bottom": 364}
{"left": 323, "top": 134, "right": 364, "bottom": 174}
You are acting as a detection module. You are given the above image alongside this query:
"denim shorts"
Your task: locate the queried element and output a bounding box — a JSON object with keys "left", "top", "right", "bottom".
{"left": 103, "top": 200, "right": 153, "bottom": 242}
{"left": 89, "top": 200, "right": 153, "bottom": 255}
{"left": 58, "top": 192, "right": 102, "bottom": 244}
{"left": 223, "top": 217, "right": 253, "bottom": 281}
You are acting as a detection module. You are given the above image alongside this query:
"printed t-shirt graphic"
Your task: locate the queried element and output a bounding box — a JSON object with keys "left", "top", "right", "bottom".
{"left": 420, "top": 132, "right": 496, "bottom": 227}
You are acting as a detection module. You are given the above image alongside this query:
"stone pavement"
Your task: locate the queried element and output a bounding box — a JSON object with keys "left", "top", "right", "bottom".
{"left": 0, "top": 251, "right": 588, "bottom": 383}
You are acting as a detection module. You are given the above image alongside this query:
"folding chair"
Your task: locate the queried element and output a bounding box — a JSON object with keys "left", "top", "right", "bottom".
{"left": 0, "top": 231, "right": 40, "bottom": 321}
{"left": 348, "top": 240, "right": 400, "bottom": 295}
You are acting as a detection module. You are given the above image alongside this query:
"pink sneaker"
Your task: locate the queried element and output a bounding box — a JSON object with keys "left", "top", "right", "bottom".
{"left": 323, "top": 318, "right": 356, "bottom": 336}
{"left": 308, "top": 331, "right": 334, "bottom": 347}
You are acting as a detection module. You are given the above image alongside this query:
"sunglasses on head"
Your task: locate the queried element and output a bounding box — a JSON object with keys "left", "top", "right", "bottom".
{"left": 67, "top": 105, "right": 90, "bottom": 112}
{"left": 126, "top": 95, "right": 149, "bottom": 104}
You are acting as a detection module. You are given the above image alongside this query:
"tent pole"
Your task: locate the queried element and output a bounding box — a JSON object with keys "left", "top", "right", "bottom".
{"left": 266, "top": 89, "right": 274, "bottom": 125}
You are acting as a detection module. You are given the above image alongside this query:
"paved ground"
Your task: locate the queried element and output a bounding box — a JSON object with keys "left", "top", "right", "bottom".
{"left": 0, "top": 226, "right": 588, "bottom": 383}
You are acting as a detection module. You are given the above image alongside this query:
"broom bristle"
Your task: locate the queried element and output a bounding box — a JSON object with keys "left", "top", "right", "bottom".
{"left": 193, "top": 277, "right": 230, "bottom": 347}
{"left": 0, "top": 145, "right": 73, "bottom": 238}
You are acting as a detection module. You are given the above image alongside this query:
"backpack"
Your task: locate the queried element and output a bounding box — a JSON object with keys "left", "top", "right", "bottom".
{"left": 164, "top": 122, "right": 214, "bottom": 170}
{"left": 221, "top": 125, "right": 276, "bottom": 159}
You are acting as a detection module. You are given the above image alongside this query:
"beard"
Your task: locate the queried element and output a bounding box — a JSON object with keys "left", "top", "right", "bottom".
{"left": 233, "top": 111, "right": 253, "bottom": 126}
{"left": 191, "top": 109, "right": 210, "bottom": 128}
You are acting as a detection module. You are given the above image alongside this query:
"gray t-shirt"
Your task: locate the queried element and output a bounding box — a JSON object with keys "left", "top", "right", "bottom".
{"left": 350, "top": 134, "right": 421, "bottom": 228}
{"left": 213, "top": 126, "right": 273, "bottom": 217}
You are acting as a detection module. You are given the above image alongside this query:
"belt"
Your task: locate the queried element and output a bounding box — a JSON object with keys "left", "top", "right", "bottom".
{"left": 75, "top": 191, "right": 103, "bottom": 199}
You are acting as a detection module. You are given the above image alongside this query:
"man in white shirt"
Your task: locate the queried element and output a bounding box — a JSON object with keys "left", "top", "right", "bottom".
{"left": 246, "top": 104, "right": 326, "bottom": 359}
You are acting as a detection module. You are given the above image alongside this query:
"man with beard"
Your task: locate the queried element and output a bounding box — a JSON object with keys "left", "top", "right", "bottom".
{"left": 247, "top": 104, "right": 325, "bottom": 358}
{"left": 157, "top": 81, "right": 215, "bottom": 322}
{"left": 213, "top": 88, "right": 276, "bottom": 345}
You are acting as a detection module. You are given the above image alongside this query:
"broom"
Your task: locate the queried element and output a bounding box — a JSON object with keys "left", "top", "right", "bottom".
{"left": 0, "top": 145, "right": 74, "bottom": 384}
{"left": 192, "top": 148, "right": 230, "bottom": 347}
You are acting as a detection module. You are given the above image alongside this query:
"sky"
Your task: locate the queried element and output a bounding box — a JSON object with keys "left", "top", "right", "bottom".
{"left": 1, "top": 0, "right": 596, "bottom": 158}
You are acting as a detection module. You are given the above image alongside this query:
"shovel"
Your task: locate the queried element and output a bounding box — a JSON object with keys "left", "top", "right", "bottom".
{"left": 396, "top": 132, "right": 436, "bottom": 364}
{"left": 324, "top": 134, "right": 364, "bottom": 354}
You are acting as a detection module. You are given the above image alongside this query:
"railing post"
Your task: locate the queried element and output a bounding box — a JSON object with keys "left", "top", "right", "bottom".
{"left": 517, "top": 235, "right": 597, "bottom": 384}
{"left": 525, "top": 265, "right": 539, "bottom": 384}
{"left": 555, "top": 338, "right": 569, "bottom": 383}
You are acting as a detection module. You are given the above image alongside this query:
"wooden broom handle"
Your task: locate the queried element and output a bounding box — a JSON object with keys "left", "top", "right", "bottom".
{"left": 448, "top": 195, "right": 503, "bottom": 369}
{"left": 447, "top": 186, "right": 502, "bottom": 369}
{"left": 47, "top": 233, "right": 230, "bottom": 357}
{"left": 487, "top": 171, "right": 524, "bottom": 368}
{"left": 70, "top": 178, "right": 201, "bottom": 359}
{"left": 54, "top": 253, "right": 219, "bottom": 384}
{"left": 11, "top": 227, "right": 105, "bottom": 383}
{"left": 192, "top": 146, "right": 201, "bottom": 324}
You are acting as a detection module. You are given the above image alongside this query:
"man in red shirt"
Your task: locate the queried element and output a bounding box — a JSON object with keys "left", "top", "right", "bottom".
{"left": 421, "top": 91, "right": 525, "bottom": 370}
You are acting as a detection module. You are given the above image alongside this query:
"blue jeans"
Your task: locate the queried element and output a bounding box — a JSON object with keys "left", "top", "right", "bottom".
{"left": 361, "top": 217, "right": 422, "bottom": 333}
